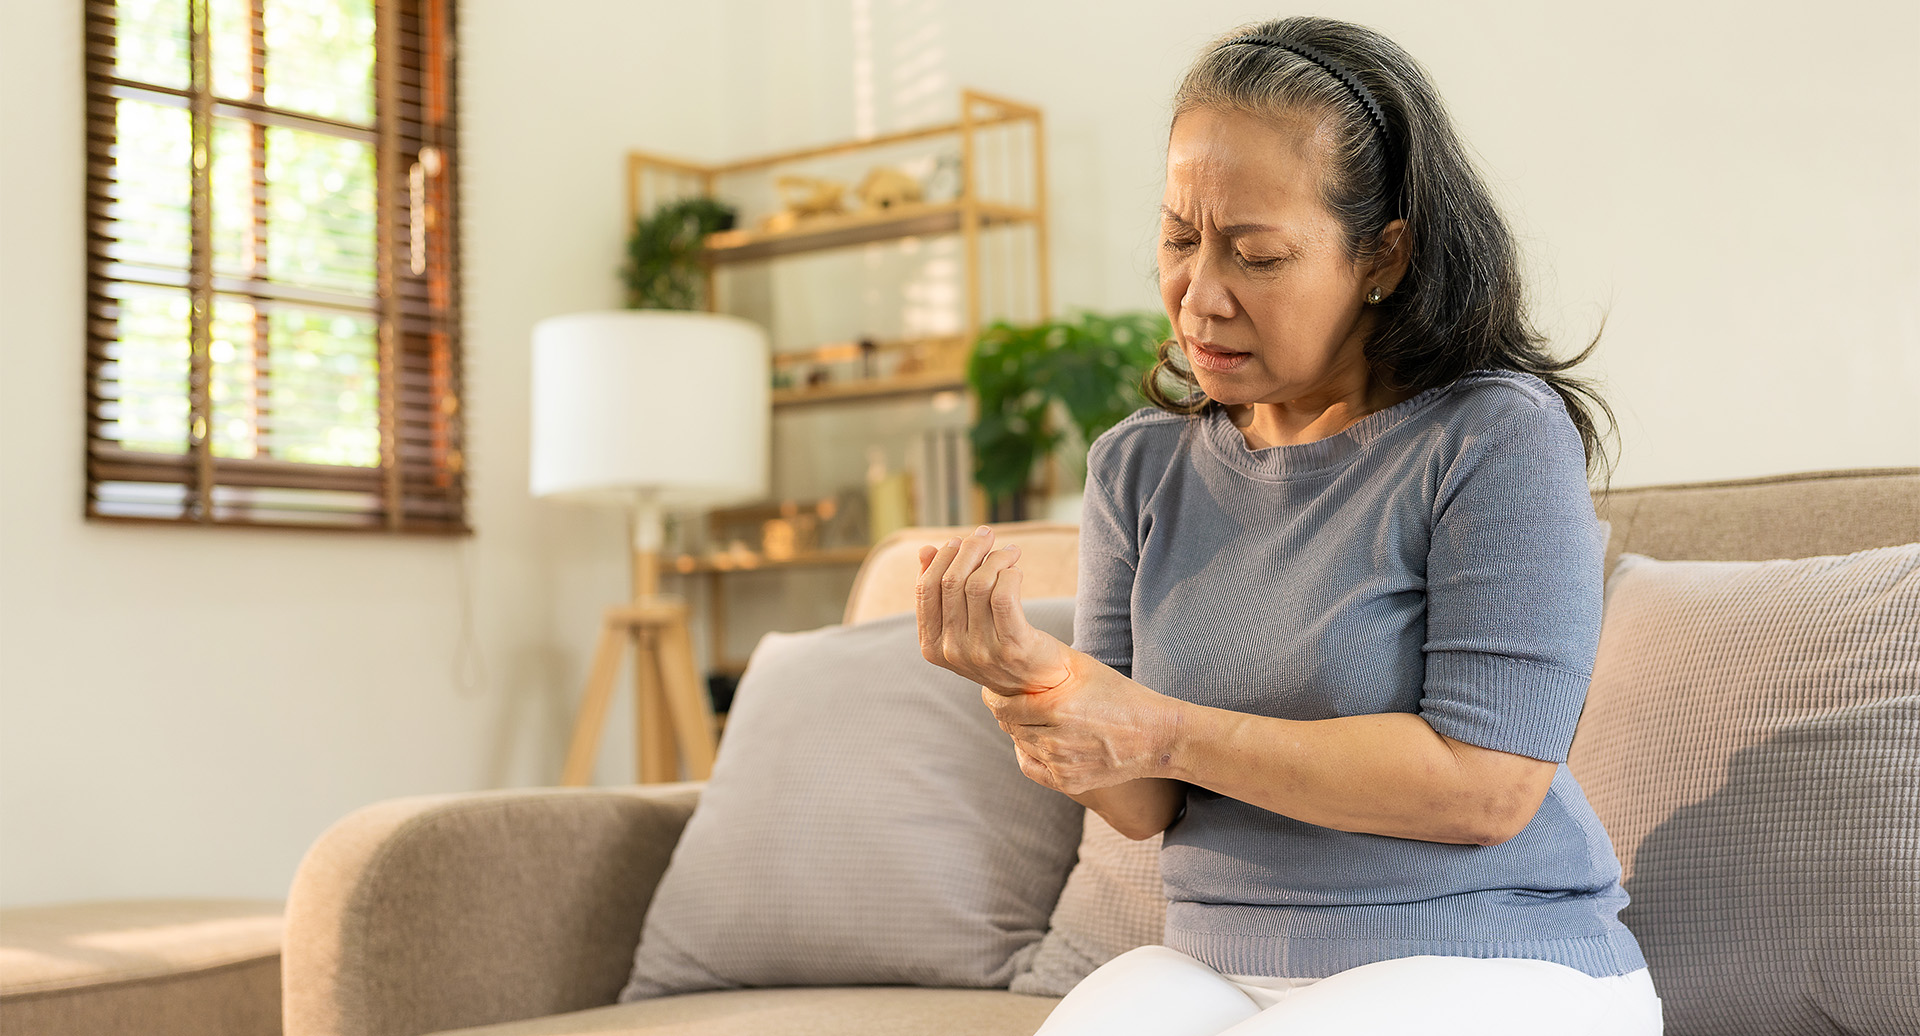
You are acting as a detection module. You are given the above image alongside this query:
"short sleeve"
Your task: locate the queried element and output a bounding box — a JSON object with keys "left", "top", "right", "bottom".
{"left": 1074, "top": 440, "right": 1137, "bottom": 679}
{"left": 1419, "top": 402, "right": 1604, "bottom": 763}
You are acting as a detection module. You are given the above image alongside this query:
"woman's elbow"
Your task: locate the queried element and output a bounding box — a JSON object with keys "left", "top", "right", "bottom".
{"left": 1472, "top": 819, "right": 1525, "bottom": 847}
{"left": 1109, "top": 818, "right": 1169, "bottom": 841}
{"left": 1469, "top": 794, "right": 1547, "bottom": 846}
{"left": 1439, "top": 740, "right": 1557, "bottom": 846}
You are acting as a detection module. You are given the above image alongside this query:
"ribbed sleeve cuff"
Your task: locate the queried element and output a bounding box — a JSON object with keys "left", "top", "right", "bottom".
{"left": 1418, "top": 652, "right": 1592, "bottom": 763}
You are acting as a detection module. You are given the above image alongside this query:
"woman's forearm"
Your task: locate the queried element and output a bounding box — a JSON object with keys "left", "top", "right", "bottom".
{"left": 1068, "top": 778, "right": 1185, "bottom": 841}
{"left": 985, "top": 647, "right": 1553, "bottom": 846}
{"left": 1157, "top": 700, "right": 1553, "bottom": 846}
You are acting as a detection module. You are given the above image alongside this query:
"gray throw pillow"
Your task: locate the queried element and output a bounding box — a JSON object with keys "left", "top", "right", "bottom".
{"left": 620, "top": 598, "right": 1085, "bottom": 999}
{"left": 1568, "top": 546, "right": 1920, "bottom": 1036}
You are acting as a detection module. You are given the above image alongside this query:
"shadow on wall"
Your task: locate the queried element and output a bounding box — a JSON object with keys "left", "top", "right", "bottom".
{"left": 1620, "top": 698, "right": 1920, "bottom": 1036}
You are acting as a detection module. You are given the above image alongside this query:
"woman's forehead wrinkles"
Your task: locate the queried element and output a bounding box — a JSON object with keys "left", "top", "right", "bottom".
{"left": 1160, "top": 203, "right": 1289, "bottom": 238}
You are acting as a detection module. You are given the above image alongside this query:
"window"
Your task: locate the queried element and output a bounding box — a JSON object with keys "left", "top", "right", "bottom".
{"left": 84, "top": 0, "right": 465, "bottom": 531}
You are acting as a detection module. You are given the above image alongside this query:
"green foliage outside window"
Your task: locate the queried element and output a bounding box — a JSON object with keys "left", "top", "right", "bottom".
{"left": 106, "top": 0, "right": 384, "bottom": 468}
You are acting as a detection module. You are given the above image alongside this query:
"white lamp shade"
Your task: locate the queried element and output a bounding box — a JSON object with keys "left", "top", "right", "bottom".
{"left": 530, "top": 310, "right": 769, "bottom": 508}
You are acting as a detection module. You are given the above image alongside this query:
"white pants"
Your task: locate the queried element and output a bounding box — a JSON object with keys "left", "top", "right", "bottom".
{"left": 1033, "top": 945, "right": 1663, "bottom": 1036}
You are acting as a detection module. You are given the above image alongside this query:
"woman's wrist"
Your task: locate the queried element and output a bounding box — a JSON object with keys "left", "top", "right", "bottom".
{"left": 1070, "top": 649, "right": 1191, "bottom": 783}
{"left": 1150, "top": 698, "right": 1248, "bottom": 786}
{"left": 1143, "top": 686, "right": 1188, "bottom": 782}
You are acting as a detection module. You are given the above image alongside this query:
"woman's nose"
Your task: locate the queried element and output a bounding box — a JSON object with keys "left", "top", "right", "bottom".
{"left": 1180, "top": 251, "right": 1235, "bottom": 320}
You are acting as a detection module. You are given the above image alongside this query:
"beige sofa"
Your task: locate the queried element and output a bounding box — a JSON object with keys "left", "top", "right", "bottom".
{"left": 282, "top": 468, "right": 1919, "bottom": 1036}
{"left": 0, "top": 899, "right": 284, "bottom": 1036}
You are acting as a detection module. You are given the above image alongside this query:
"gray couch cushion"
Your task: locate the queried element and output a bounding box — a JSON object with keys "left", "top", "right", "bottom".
{"left": 1568, "top": 546, "right": 1920, "bottom": 1035}
{"left": 620, "top": 601, "right": 1084, "bottom": 999}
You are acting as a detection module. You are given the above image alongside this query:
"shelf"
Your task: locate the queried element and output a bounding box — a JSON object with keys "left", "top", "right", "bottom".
{"left": 702, "top": 201, "right": 1038, "bottom": 265}
{"left": 773, "top": 370, "right": 969, "bottom": 408}
{"left": 668, "top": 545, "right": 872, "bottom": 575}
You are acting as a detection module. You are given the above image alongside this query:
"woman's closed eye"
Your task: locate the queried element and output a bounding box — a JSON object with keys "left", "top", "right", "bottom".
{"left": 1160, "top": 234, "right": 1286, "bottom": 269}
{"left": 1160, "top": 240, "right": 1285, "bottom": 269}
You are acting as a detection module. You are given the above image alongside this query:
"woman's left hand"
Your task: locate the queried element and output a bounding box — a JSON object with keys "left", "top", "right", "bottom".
{"left": 984, "top": 651, "right": 1180, "bottom": 796}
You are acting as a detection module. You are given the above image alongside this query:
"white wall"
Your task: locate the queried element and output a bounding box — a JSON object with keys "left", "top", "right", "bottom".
{"left": 2, "top": 0, "right": 1914, "bottom": 907}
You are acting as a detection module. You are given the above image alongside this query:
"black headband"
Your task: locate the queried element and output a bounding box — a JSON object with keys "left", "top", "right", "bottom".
{"left": 1223, "top": 35, "right": 1393, "bottom": 161}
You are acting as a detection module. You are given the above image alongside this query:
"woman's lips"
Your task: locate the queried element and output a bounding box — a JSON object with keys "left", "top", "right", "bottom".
{"left": 1188, "top": 339, "right": 1252, "bottom": 373}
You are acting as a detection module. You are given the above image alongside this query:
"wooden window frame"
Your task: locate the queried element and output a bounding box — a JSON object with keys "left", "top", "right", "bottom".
{"left": 83, "top": 0, "right": 467, "bottom": 533}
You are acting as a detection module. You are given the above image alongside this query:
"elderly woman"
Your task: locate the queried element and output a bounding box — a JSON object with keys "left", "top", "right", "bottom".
{"left": 915, "top": 15, "right": 1660, "bottom": 1036}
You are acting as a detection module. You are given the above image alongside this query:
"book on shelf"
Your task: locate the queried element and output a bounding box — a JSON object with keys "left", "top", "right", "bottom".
{"left": 905, "top": 427, "right": 972, "bottom": 529}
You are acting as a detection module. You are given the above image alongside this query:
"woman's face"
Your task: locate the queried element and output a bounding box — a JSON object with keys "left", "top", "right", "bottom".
{"left": 1158, "top": 106, "right": 1403, "bottom": 411}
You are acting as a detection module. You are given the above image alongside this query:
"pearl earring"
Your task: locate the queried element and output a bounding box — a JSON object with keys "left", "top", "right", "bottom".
{"left": 1365, "top": 287, "right": 1384, "bottom": 304}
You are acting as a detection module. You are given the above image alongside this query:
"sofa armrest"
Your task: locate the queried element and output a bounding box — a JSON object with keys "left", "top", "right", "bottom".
{"left": 283, "top": 782, "right": 702, "bottom": 1036}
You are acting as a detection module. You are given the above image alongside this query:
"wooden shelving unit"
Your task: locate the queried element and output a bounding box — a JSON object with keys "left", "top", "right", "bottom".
{"left": 627, "top": 88, "right": 1049, "bottom": 358}
{"left": 702, "top": 200, "right": 1039, "bottom": 264}
{"left": 762, "top": 333, "right": 971, "bottom": 409}
{"left": 771, "top": 371, "right": 967, "bottom": 409}
{"left": 669, "top": 545, "right": 872, "bottom": 575}
{"left": 627, "top": 89, "right": 1048, "bottom": 676}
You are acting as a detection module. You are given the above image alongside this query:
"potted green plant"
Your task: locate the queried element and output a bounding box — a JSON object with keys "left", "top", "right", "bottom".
{"left": 621, "top": 197, "right": 737, "bottom": 310}
{"left": 966, "top": 311, "right": 1172, "bottom": 521}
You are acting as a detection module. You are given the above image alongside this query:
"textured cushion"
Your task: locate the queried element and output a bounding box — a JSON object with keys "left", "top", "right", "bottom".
{"left": 1567, "top": 546, "right": 1920, "bottom": 1035}
{"left": 1009, "top": 810, "right": 1165, "bottom": 996}
{"left": 0, "top": 899, "right": 283, "bottom": 1036}
{"left": 429, "top": 986, "right": 1058, "bottom": 1036}
{"left": 619, "top": 601, "right": 1085, "bottom": 999}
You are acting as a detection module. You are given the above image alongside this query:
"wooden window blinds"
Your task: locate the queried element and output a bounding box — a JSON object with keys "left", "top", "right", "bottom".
{"left": 84, "top": 0, "right": 465, "bottom": 531}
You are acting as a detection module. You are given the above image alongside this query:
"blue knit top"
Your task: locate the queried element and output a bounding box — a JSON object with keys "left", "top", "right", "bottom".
{"left": 1072, "top": 370, "right": 1646, "bottom": 979}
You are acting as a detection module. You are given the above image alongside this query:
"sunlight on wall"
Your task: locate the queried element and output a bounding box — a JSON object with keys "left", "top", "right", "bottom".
{"left": 850, "top": 0, "right": 875, "bottom": 139}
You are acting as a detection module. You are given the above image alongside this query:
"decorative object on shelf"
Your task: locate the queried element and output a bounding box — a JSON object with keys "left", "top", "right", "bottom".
{"left": 856, "top": 166, "right": 924, "bottom": 211}
{"left": 904, "top": 426, "right": 972, "bottom": 528}
{"left": 621, "top": 197, "right": 737, "bottom": 311}
{"left": 761, "top": 517, "right": 798, "bottom": 561}
{"left": 684, "top": 495, "right": 866, "bottom": 571}
{"left": 766, "top": 335, "right": 969, "bottom": 403}
{"left": 967, "top": 311, "right": 1172, "bottom": 520}
{"left": 530, "top": 310, "right": 769, "bottom": 785}
{"left": 820, "top": 487, "right": 870, "bottom": 550}
{"left": 921, "top": 153, "right": 964, "bottom": 204}
{"left": 865, "top": 447, "right": 914, "bottom": 546}
{"left": 760, "top": 175, "right": 847, "bottom": 234}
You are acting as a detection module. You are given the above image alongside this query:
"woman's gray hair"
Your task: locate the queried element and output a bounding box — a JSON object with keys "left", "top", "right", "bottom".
{"left": 1145, "top": 16, "right": 1615, "bottom": 482}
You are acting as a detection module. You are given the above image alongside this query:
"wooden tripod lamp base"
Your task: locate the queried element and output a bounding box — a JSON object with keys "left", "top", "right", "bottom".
{"left": 559, "top": 513, "right": 720, "bottom": 785}
{"left": 529, "top": 310, "right": 767, "bottom": 785}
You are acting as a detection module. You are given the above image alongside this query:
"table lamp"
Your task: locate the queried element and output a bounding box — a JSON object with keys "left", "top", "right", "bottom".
{"left": 531, "top": 310, "right": 769, "bottom": 784}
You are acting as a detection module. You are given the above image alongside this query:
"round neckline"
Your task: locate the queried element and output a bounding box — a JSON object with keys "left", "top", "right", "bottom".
{"left": 1198, "top": 381, "right": 1452, "bottom": 481}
